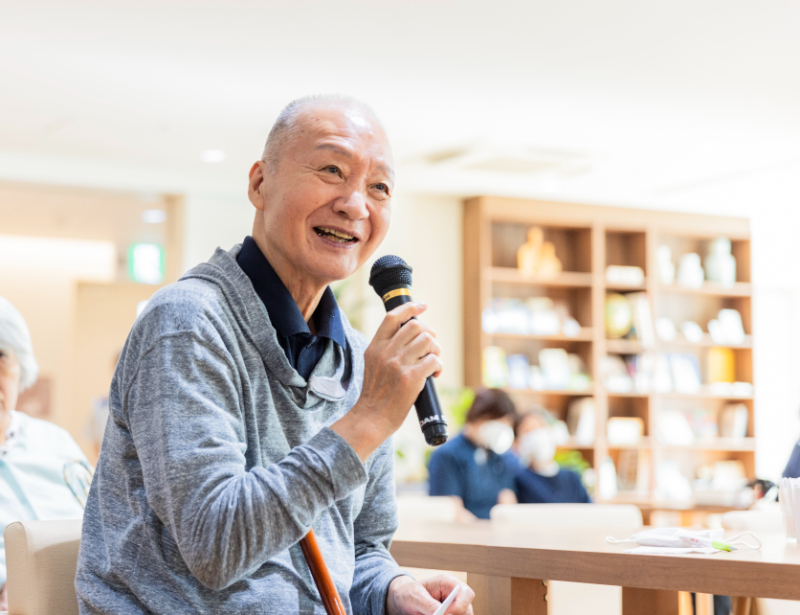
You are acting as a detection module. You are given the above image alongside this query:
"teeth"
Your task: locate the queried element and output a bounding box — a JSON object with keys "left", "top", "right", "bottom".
{"left": 316, "top": 227, "right": 356, "bottom": 241}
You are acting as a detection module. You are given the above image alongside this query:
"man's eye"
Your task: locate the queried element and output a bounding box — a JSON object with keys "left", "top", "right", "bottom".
{"left": 323, "top": 165, "right": 341, "bottom": 175}
{"left": 374, "top": 183, "right": 389, "bottom": 194}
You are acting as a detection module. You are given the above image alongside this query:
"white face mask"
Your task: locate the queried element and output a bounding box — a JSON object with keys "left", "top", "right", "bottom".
{"left": 518, "top": 428, "right": 557, "bottom": 468}
{"left": 476, "top": 420, "right": 515, "bottom": 455}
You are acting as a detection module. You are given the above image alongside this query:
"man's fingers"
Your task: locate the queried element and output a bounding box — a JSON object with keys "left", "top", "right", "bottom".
{"left": 404, "top": 332, "right": 442, "bottom": 364}
{"left": 448, "top": 583, "right": 475, "bottom": 614}
{"left": 373, "top": 302, "right": 427, "bottom": 341}
{"left": 414, "top": 353, "right": 443, "bottom": 381}
{"left": 409, "top": 583, "right": 442, "bottom": 614}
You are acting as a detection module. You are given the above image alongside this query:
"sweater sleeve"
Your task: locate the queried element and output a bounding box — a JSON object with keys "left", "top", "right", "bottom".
{"left": 349, "top": 440, "right": 407, "bottom": 615}
{"left": 124, "top": 332, "right": 368, "bottom": 590}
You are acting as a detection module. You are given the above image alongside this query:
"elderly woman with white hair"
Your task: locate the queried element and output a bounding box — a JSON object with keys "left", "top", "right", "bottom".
{"left": 0, "top": 296, "right": 90, "bottom": 610}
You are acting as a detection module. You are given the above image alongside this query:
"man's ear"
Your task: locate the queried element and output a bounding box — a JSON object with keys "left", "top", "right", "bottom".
{"left": 248, "top": 161, "right": 267, "bottom": 211}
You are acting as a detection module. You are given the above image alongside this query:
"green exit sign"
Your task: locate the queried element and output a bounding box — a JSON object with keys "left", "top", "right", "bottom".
{"left": 128, "top": 243, "right": 165, "bottom": 284}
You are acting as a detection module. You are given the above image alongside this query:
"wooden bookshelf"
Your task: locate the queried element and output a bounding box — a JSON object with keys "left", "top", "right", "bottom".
{"left": 463, "top": 196, "right": 754, "bottom": 508}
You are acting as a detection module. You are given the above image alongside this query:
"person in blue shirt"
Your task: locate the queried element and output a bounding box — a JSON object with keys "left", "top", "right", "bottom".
{"left": 428, "top": 388, "right": 519, "bottom": 520}
{"left": 514, "top": 408, "right": 590, "bottom": 504}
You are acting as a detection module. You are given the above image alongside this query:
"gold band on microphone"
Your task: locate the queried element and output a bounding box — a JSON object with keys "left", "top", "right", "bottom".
{"left": 381, "top": 288, "right": 411, "bottom": 303}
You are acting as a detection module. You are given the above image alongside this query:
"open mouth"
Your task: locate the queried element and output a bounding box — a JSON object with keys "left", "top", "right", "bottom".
{"left": 314, "top": 226, "right": 358, "bottom": 244}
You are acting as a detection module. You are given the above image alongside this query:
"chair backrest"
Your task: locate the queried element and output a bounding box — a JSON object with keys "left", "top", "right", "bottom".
{"left": 490, "top": 503, "right": 643, "bottom": 530}
{"left": 395, "top": 495, "right": 459, "bottom": 523}
{"left": 721, "top": 508, "right": 783, "bottom": 532}
{"left": 4, "top": 519, "right": 83, "bottom": 615}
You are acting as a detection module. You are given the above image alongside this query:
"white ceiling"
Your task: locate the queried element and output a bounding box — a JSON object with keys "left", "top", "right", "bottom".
{"left": 1, "top": 0, "right": 799, "bottom": 207}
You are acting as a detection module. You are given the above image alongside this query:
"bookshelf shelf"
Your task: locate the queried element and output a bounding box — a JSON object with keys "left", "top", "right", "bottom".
{"left": 487, "top": 268, "right": 593, "bottom": 287}
{"left": 605, "top": 282, "right": 647, "bottom": 292}
{"left": 464, "top": 196, "right": 754, "bottom": 509}
{"left": 656, "top": 391, "right": 753, "bottom": 401}
{"left": 559, "top": 438, "right": 595, "bottom": 450}
{"left": 658, "top": 282, "right": 752, "bottom": 297}
{"left": 491, "top": 329, "right": 594, "bottom": 342}
{"left": 502, "top": 387, "right": 596, "bottom": 397}
{"left": 659, "top": 438, "right": 755, "bottom": 452}
{"left": 608, "top": 437, "right": 652, "bottom": 450}
{"left": 605, "top": 339, "right": 645, "bottom": 354}
{"left": 657, "top": 335, "right": 753, "bottom": 349}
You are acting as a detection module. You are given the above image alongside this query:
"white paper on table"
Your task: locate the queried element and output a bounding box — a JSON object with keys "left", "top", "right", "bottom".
{"left": 624, "top": 546, "right": 720, "bottom": 555}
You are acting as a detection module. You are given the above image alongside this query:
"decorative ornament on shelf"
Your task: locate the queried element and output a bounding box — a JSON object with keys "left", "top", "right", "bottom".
{"left": 606, "top": 265, "right": 644, "bottom": 286}
{"left": 704, "top": 237, "right": 737, "bottom": 287}
{"left": 677, "top": 253, "right": 704, "bottom": 288}
{"left": 605, "top": 293, "right": 633, "bottom": 339}
{"left": 517, "top": 226, "right": 562, "bottom": 278}
{"left": 657, "top": 245, "right": 675, "bottom": 285}
{"left": 482, "top": 346, "right": 509, "bottom": 388}
{"left": 708, "top": 309, "right": 746, "bottom": 345}
{"left": 655, "top": 317, "right": 677, "bottom": 341}
{"left": 681, "top": 321, "right": 704, "bottom": 344}
{"left": 567, "top": 398, "right": 596, "bottom": 446}
{"left": 707, "top": 347, "right": 735, "bottom": 385}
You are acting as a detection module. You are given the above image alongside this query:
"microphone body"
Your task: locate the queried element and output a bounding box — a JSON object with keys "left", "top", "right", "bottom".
{"left": 369, "top": 257, "right": 448, "bottom": 446}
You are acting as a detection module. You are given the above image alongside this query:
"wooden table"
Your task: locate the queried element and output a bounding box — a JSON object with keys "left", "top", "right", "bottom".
{"left": 390, "top": 522, "right": 800, "bottom": 615}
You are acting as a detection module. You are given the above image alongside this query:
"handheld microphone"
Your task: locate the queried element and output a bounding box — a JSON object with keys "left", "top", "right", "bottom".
{"left": 369, "top": 255, "right": 448, "bottom": 447}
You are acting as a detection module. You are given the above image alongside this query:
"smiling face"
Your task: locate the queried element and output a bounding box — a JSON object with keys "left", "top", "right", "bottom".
{"left": 248, "top": 103, "right": 394, "bottom": 294}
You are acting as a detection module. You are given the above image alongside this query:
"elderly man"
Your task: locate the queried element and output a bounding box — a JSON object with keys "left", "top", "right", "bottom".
{"left": 75, "top": 96, "right": 474, "bottom": 614}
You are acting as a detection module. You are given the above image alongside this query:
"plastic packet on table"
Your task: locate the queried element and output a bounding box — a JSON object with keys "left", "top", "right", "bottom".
{"left": 606, "top": 527, "right": 723, "bottom": 548}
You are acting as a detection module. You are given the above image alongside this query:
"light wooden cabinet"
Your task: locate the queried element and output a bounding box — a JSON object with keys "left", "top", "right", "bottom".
{"left": 463, "top": 196, "right": 754, "bottom": 509}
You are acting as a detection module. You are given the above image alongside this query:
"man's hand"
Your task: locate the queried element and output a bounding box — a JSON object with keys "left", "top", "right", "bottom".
{"left": 332, "top": 302, "right": 442, "bottom": 461}
{"left": 387, "top": 575, "right": 474, "bottom": 615}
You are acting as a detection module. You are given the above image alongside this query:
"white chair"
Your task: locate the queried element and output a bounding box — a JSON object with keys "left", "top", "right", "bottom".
{"left": 395, "top": 494, "right": 460, "bottom": 524}
{"left": 4, "top": 519, "right": 83, "bottom": 615}
{"left": 490, "top": 504, "right": 644, "bottom": 615}
{"left": 490, "top": 503, "right": 643, "bottom": 529}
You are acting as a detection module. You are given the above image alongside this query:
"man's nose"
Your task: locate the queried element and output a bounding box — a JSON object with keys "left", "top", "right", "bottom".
{"left": 334, "top": 189, "right": 369, "bottom": 219}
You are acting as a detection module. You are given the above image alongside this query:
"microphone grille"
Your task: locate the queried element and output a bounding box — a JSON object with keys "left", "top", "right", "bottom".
{"left": 369, "top": 255, "right": 413, "bottom": 295}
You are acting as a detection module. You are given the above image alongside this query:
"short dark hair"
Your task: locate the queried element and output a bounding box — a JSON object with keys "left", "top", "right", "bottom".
{"left": 465, "top": 388, "right": 517, "bottom": 424}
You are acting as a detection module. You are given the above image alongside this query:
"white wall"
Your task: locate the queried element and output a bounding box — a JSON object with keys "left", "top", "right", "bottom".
{"left": 182, "top": 193, "right": 255, "bottom": 271}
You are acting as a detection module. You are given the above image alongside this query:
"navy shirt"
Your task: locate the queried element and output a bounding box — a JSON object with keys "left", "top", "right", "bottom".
{"left": 783, "top": 440, "right": 800, "bottom": 478}
{"left": 515, "top": 467, "right": 591, "bottom": 504}
{"left": 427, "top": 433, "right": 519, "bottom": 519}
{"left": 237, "top": 236, "right": 347, "bottom": 381}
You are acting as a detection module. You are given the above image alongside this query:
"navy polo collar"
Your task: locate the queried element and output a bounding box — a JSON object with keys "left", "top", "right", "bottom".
{"left": 237, "top": 236, "right": 346, "bottom": 348}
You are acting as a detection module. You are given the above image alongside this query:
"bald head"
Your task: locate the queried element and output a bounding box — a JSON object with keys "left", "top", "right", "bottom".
{"left": 261, "top": 95, "right": 385, "bottom": 174}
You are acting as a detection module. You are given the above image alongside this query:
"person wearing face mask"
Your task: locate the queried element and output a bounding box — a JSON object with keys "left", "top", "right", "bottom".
{"left": 514, "top": 408, "right": 590, "bottom": 504}
{"left": 0, "top": 296, "right": 91, "bottom": 611}
{"left": 427, "top": 388, "right": 519, "bottom": 520}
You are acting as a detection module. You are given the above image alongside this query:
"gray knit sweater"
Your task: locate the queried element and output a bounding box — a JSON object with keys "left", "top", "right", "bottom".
{"left": 75, "top": 245, "right": 404, "bottom": 614}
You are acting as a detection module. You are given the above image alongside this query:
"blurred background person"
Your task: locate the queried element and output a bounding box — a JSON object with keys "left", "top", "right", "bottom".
{"left": 0, "top": 296, "right": 91, "bottom": 610}
{"left": 428, "top": 388, "right": 518, "bottom": 520}
{"left": 515, "top": 408, "right": 590, "bottom": 504}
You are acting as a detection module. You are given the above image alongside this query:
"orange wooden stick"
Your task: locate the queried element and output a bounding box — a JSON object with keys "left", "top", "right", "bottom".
{"left": 299, "top": 529, "right": 348, "bottom": 615}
